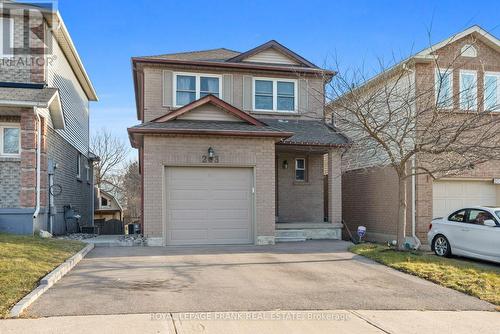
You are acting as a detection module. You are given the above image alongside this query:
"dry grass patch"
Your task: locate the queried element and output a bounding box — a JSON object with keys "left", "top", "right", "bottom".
{"left": 350, "top": 243, "right": 500, "bottom": 306}
{"left": 0, "top": 233, "right": 84, "bottom": 318}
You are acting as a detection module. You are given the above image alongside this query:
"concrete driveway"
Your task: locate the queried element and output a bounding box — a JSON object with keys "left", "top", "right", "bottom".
{"left": 27, "top": 241, "right": 495, "bottom": 317}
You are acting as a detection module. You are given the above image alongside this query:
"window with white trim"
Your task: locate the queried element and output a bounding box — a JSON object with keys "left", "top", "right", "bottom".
{"left": 0, "top": 124, "right": 20, "bottom": 156}
{"left": 85, "top": 163, "right": 90, "bottom": 182}
{"left": 76, "top": 153, "right": 81, "bottom": 179}
{"left": 173, "top": 73, "right": 221, "bottom": 107}
{"left": 295, "top": 158, "right": 306, "bottom": 181}
{"left": 0, "top": 17, "right": 14, "bottom": 56}
{"left": 459, "top": 70, "right": 477, "bottom": 110}
{"left": 484, "top": 72, "right": 500, "bottom": 111}
{"left": 101, "top": 196, "right": 110, "bottom": 208}
{"left": 253, "top": 78, "right": 297, "bottom": 112}
{"left": 435, "top": 69, "right": 453, "bottom": 109}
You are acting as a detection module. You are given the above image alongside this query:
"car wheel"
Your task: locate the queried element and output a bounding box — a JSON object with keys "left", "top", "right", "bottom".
{"left": 432, "top": 235, "right": 451, "bottom": 257}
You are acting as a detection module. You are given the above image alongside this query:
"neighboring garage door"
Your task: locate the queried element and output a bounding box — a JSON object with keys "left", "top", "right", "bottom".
{"left": 165, "top": 167, "right": 253, "bottom": 245}
{"left": 433, "top": 180, "right": 497, "bottom": 218}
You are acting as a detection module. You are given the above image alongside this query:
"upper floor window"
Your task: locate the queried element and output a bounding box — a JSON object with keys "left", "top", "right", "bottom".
{"left": 484, "top": 72, "right": 500, "bottom": 111}
{"left": 0, "top": 17, "right": 14, "bottom": 56}
{"left": 76, "top": 153, "right": 81, "bottom": 179}
{"left": 174, "top": 73, "right": 221, "bottom": 107}
{"left": 101, "top": 196, "right": 109, "bottom": 208}
{"left": 459, "top": 70, "right": 477, "bottom": 111}
{"left": 295, "top": 158, "right": 306, "bottom": 181}
{"left": 253, "top": 78, "right": 297, "bottom": 112}
{"left": 435, "top": 69, "right": 453, "bottom": 109}
{"left": 0, "top": 124, "right": 20, "bottom": 156}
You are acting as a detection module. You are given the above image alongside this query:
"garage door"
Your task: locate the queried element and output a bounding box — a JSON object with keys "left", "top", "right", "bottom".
{"left": 165, "top": 167, "right": 253, "bottom": 245}
{"left": 433, "top": 180, "right": 497, "bottom": 218}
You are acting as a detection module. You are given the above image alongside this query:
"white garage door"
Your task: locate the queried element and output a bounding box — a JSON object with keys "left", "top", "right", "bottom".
{"left": 433, "top": 180, "right": 497, "bottom": 218}
{"left": 165, "top": 167, "right": 253, "bottom": 245}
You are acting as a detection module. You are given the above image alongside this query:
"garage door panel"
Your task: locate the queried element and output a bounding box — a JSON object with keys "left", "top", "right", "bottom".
{"left": 166, "top": 167, "right": 253, "bottom": 245}
{"left": 433, "top": 180, "right": 497, "bottom": 218}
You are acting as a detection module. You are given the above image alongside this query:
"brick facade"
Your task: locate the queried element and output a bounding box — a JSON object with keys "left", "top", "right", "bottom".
{"left": 143, "top": 135, "right": 276, "bottom": 245}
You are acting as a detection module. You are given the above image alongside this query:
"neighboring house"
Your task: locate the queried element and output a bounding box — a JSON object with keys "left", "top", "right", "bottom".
{"left": 128, "top": 40, "right": 349, "bottom": 246}
{"left": 328, "top": 26, "right": 500, "bottom": 243}
{"left": 0, "top": 3, "right": 98, "bottom": 235}
{"left": 94, "top": 188, "right": 123, "bottom": 222}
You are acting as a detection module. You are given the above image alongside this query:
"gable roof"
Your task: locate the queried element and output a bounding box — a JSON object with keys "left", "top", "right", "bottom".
{"left": 142, "top": 48, "right": 240, "bottom": 62}
{"left": 227, "top": 40, "right": 319, "bottom": 68}
{"left": 152, "top": 94, "right": 266, "bottom": 126}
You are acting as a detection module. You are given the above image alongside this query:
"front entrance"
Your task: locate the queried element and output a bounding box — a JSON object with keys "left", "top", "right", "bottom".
{"left": 165, "top": 167, "right": 254, "bottom": 245}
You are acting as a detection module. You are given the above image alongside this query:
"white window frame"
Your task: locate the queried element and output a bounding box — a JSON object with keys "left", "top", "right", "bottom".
{"left": 435, "top": 68, "right": 453, "bottom": 109}
{"left": 85, "top": 163, "right": 90, "bottom": 182}
{"left": 76, "top": 153, "right": 81, "bottom": 179}
{"left": 459, "top": 69, "right": 477, "bottom": 111}
{"left": 252, "top": 77, "right": 298, "bottom": 113}
{"left": 295, "top": 158, "right": 306, "bottom": 181}
{"left": 484, "top": 71, "right": 500, "bottom": 112}
{"left": 0, "top": 123, "right": 21, "bottom": 157}
{"left": 172, "top": 72, "right": 222, "bottom": 107}
{"left": 0, "top": 17, "right": 14, "bottom": 57}
{"left": 101, "top": 196, "right": 110, "bottom": 208}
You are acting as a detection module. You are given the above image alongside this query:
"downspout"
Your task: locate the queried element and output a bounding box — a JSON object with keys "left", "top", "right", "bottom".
{"left": 411, "top": 155, "right": 421, "bottom": 249}
{"left": 32, "top": 111, "right": 42, "bottom": 225}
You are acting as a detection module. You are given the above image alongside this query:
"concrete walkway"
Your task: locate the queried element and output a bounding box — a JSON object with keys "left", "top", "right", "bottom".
{"left": 1, "top": 310, "right": 499, "bottom": 333}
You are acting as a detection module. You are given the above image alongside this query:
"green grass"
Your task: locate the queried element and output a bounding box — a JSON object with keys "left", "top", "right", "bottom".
{"left": 350, "top": 243, "right": 500, "bottom": 307}
{"left": 0, "top": 233, "right": 85, "bottom": 318}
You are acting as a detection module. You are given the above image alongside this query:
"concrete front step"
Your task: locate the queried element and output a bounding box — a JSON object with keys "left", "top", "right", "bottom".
{"left": 275, "top": 223, "right": 342, "bottom": 241}
{"left": 275, "top": 229, "right": 307, "bottom": 243}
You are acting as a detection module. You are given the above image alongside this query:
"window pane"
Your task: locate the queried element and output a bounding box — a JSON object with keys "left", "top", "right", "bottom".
{"left": 296, "top": 159, "right": 304, "bottom": 169}
{"left": 200, "top": 77, "right": 219, "bottom": 95}
{"left": 176, "top": 91, "right": 196, "bottom": 106}
{"left": 448, "top": 210, "right": 466, "bottom": 222}
{"left": 277, "top": 82, "right": 294, "bottom": 96}
{"left": 436, "top": 71, "right": 452, "bottom": 108}
{"left": 3, "top": 128, "right": 19, "bottom": 154}
{"left": 255, "top": 80, "right": 273, "bottom": 94}
{"left": 295, "top": 169, "right": 305, "bottom": 181}
{"left": 177, "top": 75, "right": 195, "bottom": 91}
{"left": 278, "top": 96, "right": 294, "bottom": 111}
{"left": 255, "top": 95, "right": 273, "bottom": 110}
{"left": 460, "top": 73, "right": 477, "bottom": 110}
{"left": 485, "top": 75, "right": 498, "bottom": 111}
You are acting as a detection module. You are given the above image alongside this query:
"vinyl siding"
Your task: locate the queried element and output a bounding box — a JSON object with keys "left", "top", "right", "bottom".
{"left": 46, "top": 34, "right": 90, "bottom": 156}
{"left": 243, "top": 49, "right": 300, "bottom": 65}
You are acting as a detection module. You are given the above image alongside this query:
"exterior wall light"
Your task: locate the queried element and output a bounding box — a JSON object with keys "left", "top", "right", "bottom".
{"left": 282, "top": 160, "right": 288, "bottom": 169}
{"left": 208, "top": 147, "right": 215, "bottom": 159}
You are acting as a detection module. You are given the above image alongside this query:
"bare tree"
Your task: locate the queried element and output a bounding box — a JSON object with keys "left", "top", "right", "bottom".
{"left": 327, "top": 32, "right": 500, "bottom": 249}
{"left": 120, "top": 160, "right": 141, "bottom": 225}
{"left": 91, "top": 128, "right": 130, "bottom": 191}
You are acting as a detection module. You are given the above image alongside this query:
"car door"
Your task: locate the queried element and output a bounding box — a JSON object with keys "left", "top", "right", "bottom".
{"left": 463, "top": 209, "right": 499, "bottom": 258}
{"left": 442, "top": 209, "right": 468, "bottom": 253}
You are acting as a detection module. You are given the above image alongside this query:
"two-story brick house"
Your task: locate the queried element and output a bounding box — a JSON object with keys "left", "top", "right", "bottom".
{"left": 0, "top": 2, "right": 98, "bottom": 234}
{"left": 128, "top": 41, "right": 348, "bottom": 246}
{"left": 331, "top": 26, "right": 500, "bottom": 243}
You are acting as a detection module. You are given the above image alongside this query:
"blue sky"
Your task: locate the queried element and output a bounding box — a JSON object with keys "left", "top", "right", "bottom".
{"left": 57, "top": 0, "right": 500, "bottom": 155}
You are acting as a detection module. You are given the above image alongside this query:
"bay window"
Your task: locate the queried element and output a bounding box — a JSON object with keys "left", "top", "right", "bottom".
{"left": 253, "top": 78, "right": 297, "bottom": 112}
{"left": 484, "top": 72, "right": 500, "bottom": 111}
{"left": 174, "top": 73, "right": 221, "bottom": 107}
{"left": 0, "top": 124, "right": 20, "bottom": 156}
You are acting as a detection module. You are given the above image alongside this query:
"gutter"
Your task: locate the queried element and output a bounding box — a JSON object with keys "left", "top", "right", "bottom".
{"left": 33, "top": 110, "right": 42, "bottom": 223}
{"left": 411, "top": 155, "right": 421, "bottom": 249}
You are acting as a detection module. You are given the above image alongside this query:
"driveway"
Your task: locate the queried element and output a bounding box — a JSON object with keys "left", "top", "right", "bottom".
{"left": 27, "top": 241, "right": 495, "bottom": 317}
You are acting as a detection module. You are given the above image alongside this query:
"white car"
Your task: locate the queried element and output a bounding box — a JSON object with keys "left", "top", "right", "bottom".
{"left": 428, "top": 206, "right": 500, "bottom": 264}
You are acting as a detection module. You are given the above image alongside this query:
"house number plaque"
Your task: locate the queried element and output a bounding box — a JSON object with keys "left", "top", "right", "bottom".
{"left": 202, "top": 155, "right": 219, "bottom": 163}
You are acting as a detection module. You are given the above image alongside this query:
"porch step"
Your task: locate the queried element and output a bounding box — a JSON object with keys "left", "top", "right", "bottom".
{"left": 275, "top": 229, "right": 307, "bottom": 243}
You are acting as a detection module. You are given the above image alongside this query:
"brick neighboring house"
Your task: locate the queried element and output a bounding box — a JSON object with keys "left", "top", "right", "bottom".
{"left": 328, "top": 26, "right": 500, "bottom": 243}
{"left": 128, "top": 41, "right": 349, "bottom": 246}
{"left": 0, "top": 3, "right": 98, "bottom": 235}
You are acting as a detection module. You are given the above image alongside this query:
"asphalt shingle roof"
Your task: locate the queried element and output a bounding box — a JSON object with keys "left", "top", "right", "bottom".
{"left": 262, "top": 119, "right": 349, "bottom": 146}
{"left": 0, "top": 87, "right": 58, "bottom": 104}
{"left": 129, "top": 120, "right": 287, "bottom": 134}
{"left": 141, "top": 48, "right": 241, "bottom": 62}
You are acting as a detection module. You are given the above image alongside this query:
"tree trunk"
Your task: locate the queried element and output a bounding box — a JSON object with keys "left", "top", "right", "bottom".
{"left": 397, "top": 172, "right": 407, "bottom": 250}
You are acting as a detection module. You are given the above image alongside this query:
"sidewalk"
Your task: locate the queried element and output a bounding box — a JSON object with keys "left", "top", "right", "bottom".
{"left": 1, "top": 310, "right": 499, "bottom": 334}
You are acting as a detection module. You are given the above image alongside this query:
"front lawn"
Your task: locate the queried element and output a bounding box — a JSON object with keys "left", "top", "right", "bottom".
{"left": 0, "top": 233, "right": 85, "bottom": 318}
{"left": 350, "top": 243, "right": 500, "bottom": 306}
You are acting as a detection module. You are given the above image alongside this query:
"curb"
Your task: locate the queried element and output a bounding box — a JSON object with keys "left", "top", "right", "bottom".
{"left": 9, "top": 243, "right": 94, "bottom": 318}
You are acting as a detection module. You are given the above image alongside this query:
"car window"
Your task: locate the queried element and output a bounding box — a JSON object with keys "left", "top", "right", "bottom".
{"left": 467, "top": 209, "right": 494, "bottom": 225}
{"left": 448, "top": 210, "right": 466, "bottom": 223}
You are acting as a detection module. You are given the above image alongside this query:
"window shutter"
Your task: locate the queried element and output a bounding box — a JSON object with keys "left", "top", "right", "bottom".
{"left": 163, "top": 70, "right": 173, "bottom": 107}
{"left": 298, "top": 79, "right": 308, "bottom": 113}
{"left": 222, "top": 74, "right": 233, "bottom": 104}
{"left": 242, "top": 75, "right": 253, "bottom": 111}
